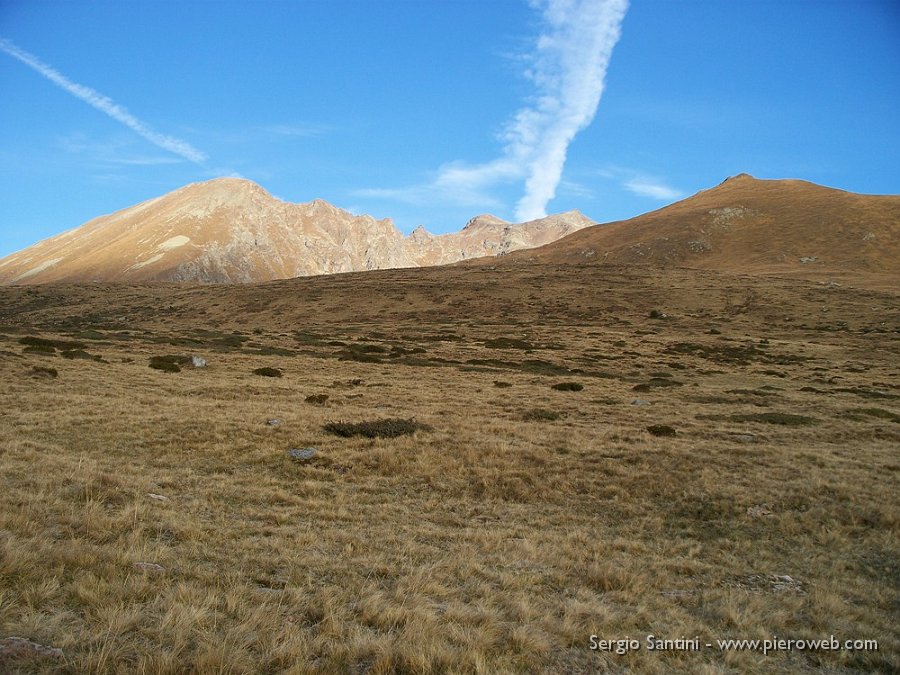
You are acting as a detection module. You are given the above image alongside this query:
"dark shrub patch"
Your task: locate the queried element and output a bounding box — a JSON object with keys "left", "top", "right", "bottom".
{"left": 305, "top": 393, "right": 329, "bottom": 405}
{"left": 324, "top": 417, "right": 429, "bottom": 438}
{"left": 843, "top": 408, "right": 900, "bottom": 424}
{"left": 30, "top": 365, "right": 58, "bottom": 378}
{"left": 253, "top": 367, "right": 283, "bottom": 378}
{"left": 246, "top": 346, "right": 297, "bottom": 357}
{"left": 149, "top": 358, "right": 180, "bottom": 373}
{"left": 149, "top": 354, "right": 191, "bottom": 372}
{"left": 699, "top": 412, "right": 818, "bottom": 427}
{"left": 61, "top": 349, "right": 101, "bottom": 361}
{"left": 523, "top": 408, "right": 562, "bottom": 422}
{"left": 633, "top": 378, "right": 683, "bottom": 392}
{"left": 494, "top": 381, "right": 513, "bottom": 388}
{"left": 484, "top": 337, "right": 535, "bottom": 350}
{"left": 647, "top": 424, "right": 677, "bottom": 437}
{"left": 552, "top": 382, "right": 584, "bottom": 391}
{"left": 19, "top": 336, "right": 86, "bottom": 350}
{"left": 648, "top": 309, "right": 666, "bottom": 319}
{"left": 23, "top": 345, "right": 56, "bottom": 355}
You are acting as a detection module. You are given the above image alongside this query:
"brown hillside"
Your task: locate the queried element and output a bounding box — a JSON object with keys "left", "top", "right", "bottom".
{"left": 506, "top": 174, "right": 900, "bottom": 284}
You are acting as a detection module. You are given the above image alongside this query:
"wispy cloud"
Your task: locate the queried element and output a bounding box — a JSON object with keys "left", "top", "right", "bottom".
{"left": 624, "top": 177, "right": 683, "bottom": 200}
{"left": 0, "top": 38, "right": 207, "bottom": 163}
{"left": 595, "top": 165, "right": 684, "bottom": 201}
{"left": 509, "top": 0, "right": 629, "bottom": 220}
{"left": 59, "top": 133, "right": 186, "bottom": 166}
{"left": 357, "top": 0, "right": 628, "bottom": 221}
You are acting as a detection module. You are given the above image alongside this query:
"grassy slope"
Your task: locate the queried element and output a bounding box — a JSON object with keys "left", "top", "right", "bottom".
{"left": 0, "top": 263, "right": 898, "bottom": 673}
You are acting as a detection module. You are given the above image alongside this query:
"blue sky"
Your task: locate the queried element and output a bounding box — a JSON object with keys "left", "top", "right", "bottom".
{"left": 1, "top": 0, "right": 898, "bottom": 259}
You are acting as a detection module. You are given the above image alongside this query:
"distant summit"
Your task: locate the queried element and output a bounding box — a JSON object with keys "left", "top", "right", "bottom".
{"left": 507, "top": 175, "right": 900, "bottom": 278}
{"left": 0, "top": 178, "right": 594, "bottom": 284}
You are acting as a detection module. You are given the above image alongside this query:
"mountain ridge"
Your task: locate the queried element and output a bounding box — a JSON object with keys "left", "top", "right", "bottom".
{"left": 0, "top": 177, "right": 594, "bottom": 284}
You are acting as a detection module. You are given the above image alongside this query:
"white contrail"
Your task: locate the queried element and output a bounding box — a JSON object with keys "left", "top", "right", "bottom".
{"left": 0, "top": 38, "right": 207, "bottom": 163}
{"left": 511, "top": 0, "right": 628, "bottom": 221}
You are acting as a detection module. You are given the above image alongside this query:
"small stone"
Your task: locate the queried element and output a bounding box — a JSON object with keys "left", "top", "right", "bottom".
{"left": 0, "top": 637, "right": 63, "bottom": 663}
{"left": 133, "top": 562, "right": 164, "bottom": 574}
{"left": 630, "top": 399, "right": 650, "bottom": 406}
{"left": 266, "top": 419, "right": 282, "bottom": 427}
{"left": 660, "top": 590, "right": 695, "bottom": 598}
{"left": 747, "top": 504, "right": 773, "bottom": 518}
{"left": 288, "top": 447, "right": 317, "bottom": 461}
{"left": 191, "top": 356, "right": 207, "bottom": 368}
{"left": 147, "top": 493, "right": 169, "bottom": 502}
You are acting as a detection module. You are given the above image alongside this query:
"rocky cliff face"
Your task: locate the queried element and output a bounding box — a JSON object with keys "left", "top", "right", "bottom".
{"left": 0, "top": 178, "right": 594, "bottom": 284}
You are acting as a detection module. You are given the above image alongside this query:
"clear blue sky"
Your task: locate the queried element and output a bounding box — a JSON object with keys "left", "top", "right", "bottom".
{"left": 1, "top": 0, "right": 898, "bottom": 259}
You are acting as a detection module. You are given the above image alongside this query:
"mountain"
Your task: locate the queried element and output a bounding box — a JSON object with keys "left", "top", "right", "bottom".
{"left": 0, "top": 178, "right": 594, "bottom": 284}
{"left": 507, "top": 174, "right": 900, "bottom": 278}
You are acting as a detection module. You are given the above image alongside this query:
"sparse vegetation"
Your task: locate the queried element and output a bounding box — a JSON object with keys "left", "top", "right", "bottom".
{"left": 523, "top": 408, "right": 562, "bottom": 421}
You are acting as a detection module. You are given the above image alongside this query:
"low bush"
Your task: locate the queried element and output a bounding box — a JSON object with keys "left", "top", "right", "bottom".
{"left": 552, "top": 382, "right": 583, "bottom": 391}
{"left": 324, "top": 417, "right": 429, "bottom": 438}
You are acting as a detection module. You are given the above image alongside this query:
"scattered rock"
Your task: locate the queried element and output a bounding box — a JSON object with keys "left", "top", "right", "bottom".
{"left": 660, "top": 590, "right": 695, "bottom": 598}
{"left": 728, "top": 573, "right": 805, "bottom": 594}
{"left": 147, "top": 493, "right": 169, "bottom": 502}
{"left": 133, "top": 562, "right": 164, "bottom": 574}
{"left": 288, "top": 447, "right": 317, "bottom": 461}
{"left": 191, "top": 356, "right": 207, "bottom": 368}
{"left": 266, "top": 418, "right": 282, "bottom": 427}
{"left": 630, "top": 399, "right": 650, "bottom": 406}
{"left": 0, "top": 637, "right": 63, "bottom": 663}
{"left": 747, "top": 504, "right": 773, "bottom": 518}
{"left": 799, "top": 256, "right": 818, "bottom": 264}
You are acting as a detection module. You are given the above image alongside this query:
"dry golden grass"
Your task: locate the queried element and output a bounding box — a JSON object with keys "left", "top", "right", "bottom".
{"left": 0, "top": 262, "right": 898, "bottom": 673}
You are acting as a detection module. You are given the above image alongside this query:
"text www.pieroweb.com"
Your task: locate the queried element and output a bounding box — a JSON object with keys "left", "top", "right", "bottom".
{"left": 590, "top": 634, "right": 879, "bottom": 655}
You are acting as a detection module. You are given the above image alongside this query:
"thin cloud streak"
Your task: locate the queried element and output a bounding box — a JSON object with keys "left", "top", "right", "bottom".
{"left": 0, "top": 38, "right": 207, "bottom": 163}
{"left": 624, "top": 177, "right": 683, "bottom": 200}
{"left": 511, "top": 0, "right": 629, "bottom": 220}
{"left": 356, "top": 1, "right": 628, "bottom": 221}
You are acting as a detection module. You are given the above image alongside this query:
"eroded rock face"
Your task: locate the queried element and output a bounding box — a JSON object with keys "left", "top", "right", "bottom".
{"left": 0, "top": 178, "right": 594, "bottom": 284}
